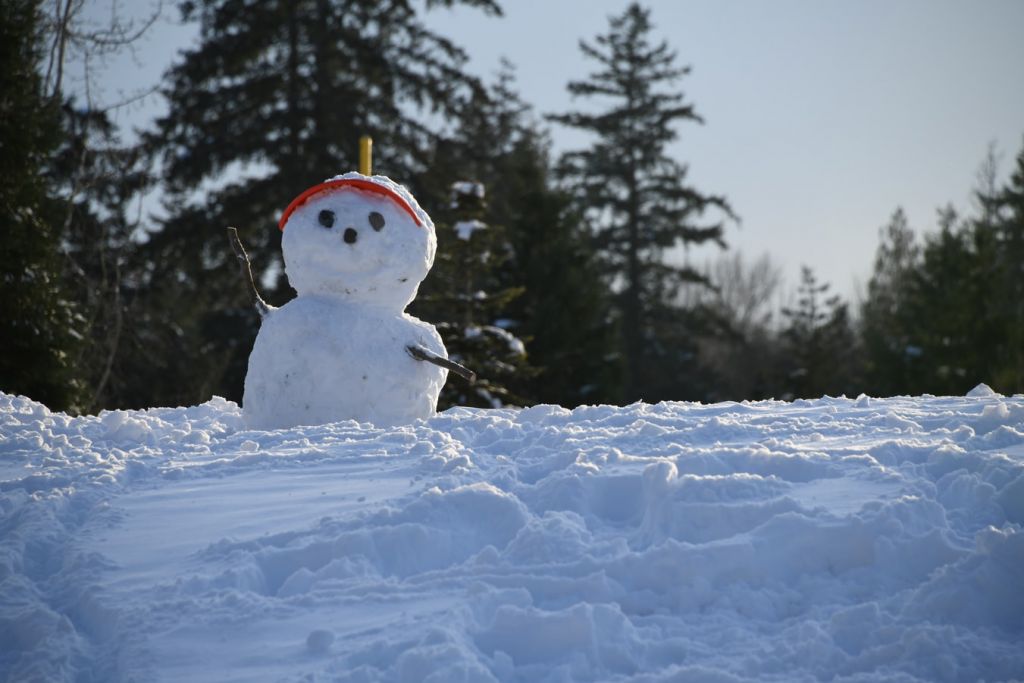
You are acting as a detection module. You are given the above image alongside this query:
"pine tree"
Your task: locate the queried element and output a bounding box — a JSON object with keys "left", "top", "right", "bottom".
{"left": 901, "top": 206, "right": 995, "bottom": 395}
{"left": 550, "top": 3, "right": 733, "bottom": 401}
{"left": 415, "top": 69, "right": 621, "bottom": 407}
{"left": 860, "top": 208, "right": 923, "bottom": 396}
{"left": 863, "top": 203, "right": 1006, "bottom": 397}
{"left": 989, "top": 140, "right": 1024, "bottom": 392}
{"left": 859, "top": 142, "right": 1024, "bottom": 397}
{"left": 140, "top": 0, "right": 501, "bottom": 406}
{"left": 419, "top": 180, "right": 529, "bottom": 408}
{"left": 0, "top": 0, "right": 83, "bottom": 411}
{"left": 781, "top": 266, "right": 858, "bottom": 399}
{"left": 497, "top": 134, "right": 623, "bottom": 406}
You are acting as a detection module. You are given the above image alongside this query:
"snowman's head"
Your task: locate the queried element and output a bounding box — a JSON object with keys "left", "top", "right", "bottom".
{"left": 279, "top": 173, "right": 436, "bottom": 309}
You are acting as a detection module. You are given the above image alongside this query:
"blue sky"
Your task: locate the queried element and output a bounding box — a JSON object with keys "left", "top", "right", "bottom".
{"left": 80, "top": 0, "right": 1024, "bottom": 303}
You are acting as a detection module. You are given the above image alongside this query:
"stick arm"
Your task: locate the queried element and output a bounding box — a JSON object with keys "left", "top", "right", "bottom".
{"left": 406, "top": 345, "right": 476, "bottom": 383}
{"left": 227, "top": 227, "right": 272, "bottom": 319}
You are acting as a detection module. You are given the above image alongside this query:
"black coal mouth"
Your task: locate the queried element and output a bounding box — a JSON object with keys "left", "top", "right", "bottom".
{"left": 343, "top": 227, "right": 358, "bottom": 244}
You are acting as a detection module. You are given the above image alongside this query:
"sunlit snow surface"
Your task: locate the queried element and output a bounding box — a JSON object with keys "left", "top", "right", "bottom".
{"left": 2, "top": 388, "right": 1023, "bottom": 682}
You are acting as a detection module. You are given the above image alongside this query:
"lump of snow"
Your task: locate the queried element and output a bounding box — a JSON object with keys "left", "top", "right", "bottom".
{"left": 306, "top": 629, "right": 334, "bottom": 654}
{"left": 454, "top": 219, "right": 487, "bottom": 241}
{"left": 451, "top": 180, "right": 485, "bottom": 200}
{"left": 967, "top": 383, "right": 999, "bottom": 398}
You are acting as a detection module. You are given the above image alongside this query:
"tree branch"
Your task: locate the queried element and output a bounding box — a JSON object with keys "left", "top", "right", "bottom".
{"left": 406, "top": 345, "right": 476, "bottom": 383}
{"left": 226, "top": 227, "right": 271, "bottom": 318}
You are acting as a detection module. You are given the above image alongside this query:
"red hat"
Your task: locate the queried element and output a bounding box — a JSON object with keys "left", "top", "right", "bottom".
{"left": 278, "top": 176, "right": 424, "bottom": 231}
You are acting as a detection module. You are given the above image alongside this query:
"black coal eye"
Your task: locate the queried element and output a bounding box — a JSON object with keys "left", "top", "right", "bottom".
{"left": 318, "top": 210, "right": 335, "bottom": 228}
{"left": 368, "top": 211, "right": 385, "bottom": 231}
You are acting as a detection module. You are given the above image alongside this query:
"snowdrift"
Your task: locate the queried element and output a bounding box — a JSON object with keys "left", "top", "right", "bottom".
{"left": 2, "top": 388, "right": 1023, "bottom": 682}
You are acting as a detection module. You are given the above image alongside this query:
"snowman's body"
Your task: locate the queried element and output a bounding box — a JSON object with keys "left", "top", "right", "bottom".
{"left": 244, "top": 296, "right": 446, "bottom": 429}
{"left": 243, "top": 173, "right": 448, "bottom": 429}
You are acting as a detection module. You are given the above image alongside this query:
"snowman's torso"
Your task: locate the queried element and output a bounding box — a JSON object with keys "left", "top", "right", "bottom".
{"left": 244, "top": 296, "right": 446, "bottom": 429}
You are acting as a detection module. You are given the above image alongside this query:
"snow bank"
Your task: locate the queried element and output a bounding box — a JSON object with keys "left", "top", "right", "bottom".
{"left": 1, "top": 389, "right": 1023, "bottom": 682}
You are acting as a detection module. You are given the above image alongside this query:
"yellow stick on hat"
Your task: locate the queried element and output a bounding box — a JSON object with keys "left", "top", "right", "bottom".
{"left": 359, "top": 136, "right": 372, "bottom": 175}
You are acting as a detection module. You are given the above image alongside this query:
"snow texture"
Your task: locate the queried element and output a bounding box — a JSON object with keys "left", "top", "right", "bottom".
{"left": 2, "top": 386, "right": 1024, "bottom": 682}
{"left": 244, "top": 173, "right": 447, "bottom": 430}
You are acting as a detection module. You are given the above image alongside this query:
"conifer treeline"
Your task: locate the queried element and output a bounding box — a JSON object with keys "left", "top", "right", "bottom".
{"left": 3, "top": 0, "right": 1023, "bottom": 412}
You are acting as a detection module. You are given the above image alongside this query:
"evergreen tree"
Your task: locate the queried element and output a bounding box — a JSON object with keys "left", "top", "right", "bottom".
{"left": 416, "top": 69, "right": 621, "bottom": 407}
{"left": 860, "top": 208, "right": 923, "bottom": 396}
{"left": 905, "top": 206, "right": 1000, "bottom": 395}
{"left": 781, "top": 266, "right": 859, "bottom": 399}
{"left": 497, "top": 134, "right": 622, "bottom": 406}
{"left": 550, "top": 3, "right": 733, "bottom": 401}
{"left": 989, "top": 140, "right": 1024, "bottom": 391}
{"left": 859, "top": 141, "right": 1024, "bottom": 397}
{"left": 860, "top": 182, "right": 1021, "bottom": 397}
{"left": 140, "top": 0, "right": 501, "bottom": 406}
{"left": 419, "top": 180, "right": 528, "bottom": 408}
{"left": 0, "top": 0, "right": 83, "bottom": 411}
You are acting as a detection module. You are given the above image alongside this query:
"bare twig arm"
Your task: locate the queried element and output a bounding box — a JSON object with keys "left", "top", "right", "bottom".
{"left": 227, "top": 227, "right": 271, "bottom": 319}
{"left": 406, "top": 345, "right": 476, "bottom": 383}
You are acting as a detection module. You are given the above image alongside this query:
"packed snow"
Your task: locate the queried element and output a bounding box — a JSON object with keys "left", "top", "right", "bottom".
{"left": 2, "top": 387, "right": 1023, "bottom": 682}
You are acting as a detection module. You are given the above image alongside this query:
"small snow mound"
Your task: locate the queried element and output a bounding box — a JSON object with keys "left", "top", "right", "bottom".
{"left": 239, "top": 439, "right": 260, "bottom": 453}
{"left": 306, "top": 629, "right": 334, "bottom": 654}
{"left": 967, "top": 383, "right": 999, "bottom": 398}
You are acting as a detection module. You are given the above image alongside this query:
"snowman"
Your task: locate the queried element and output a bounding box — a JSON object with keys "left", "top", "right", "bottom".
{"left": 242, "top": 172, "right": 460, "bottom": 429}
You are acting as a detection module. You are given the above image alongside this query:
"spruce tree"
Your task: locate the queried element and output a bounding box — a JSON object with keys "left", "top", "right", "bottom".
{"left": 781, "top": 267, "right": 859, "bottom": 399}
{"left": 860, "top": 149, "right": 1024, "bottom": 397}
{"left": 419, "top": 180, "right": 529, "bottom": 409}
{"left": 892, "top": 207, "right": 992, "bottom": 395}
{"left": 0, "top": 0, "right": 83, "bottom": 411}
{"left": 863, "top": 203, "right": 1008, "bottom": 397}
{"left": 497, "top": 134, "right": 623, "bottom": 406}
{"left": 860, "top": 143, "right": 1024, "bottom": 397}
{"left": 860, "top": 208, "right": 923, "bottom": 396}
{"left": 140, "top": 0, "right": 500, "bottom": 406}
{"left": 550, "top": 3, "right": 733, "bottom": 401}
{"left": 990, "top": 140, "right": 1024, "bottom": 391}
{"left": 415, "top": 69, "right": 621, "bottom": 407}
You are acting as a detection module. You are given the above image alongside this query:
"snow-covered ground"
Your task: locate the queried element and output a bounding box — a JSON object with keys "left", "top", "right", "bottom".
{"left": 2, "top": 387, "right": 1023, "bottom": 682}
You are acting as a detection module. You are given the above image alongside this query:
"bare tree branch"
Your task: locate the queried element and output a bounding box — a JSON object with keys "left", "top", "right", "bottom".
{"left": 91, "top": 257, "right": 122, "bottom": 410}
{"left": 226, "top": 227, "right": 271, "bottom": 319}
{"left": 42, "top": 0, "right": 166, "bottom": 108}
